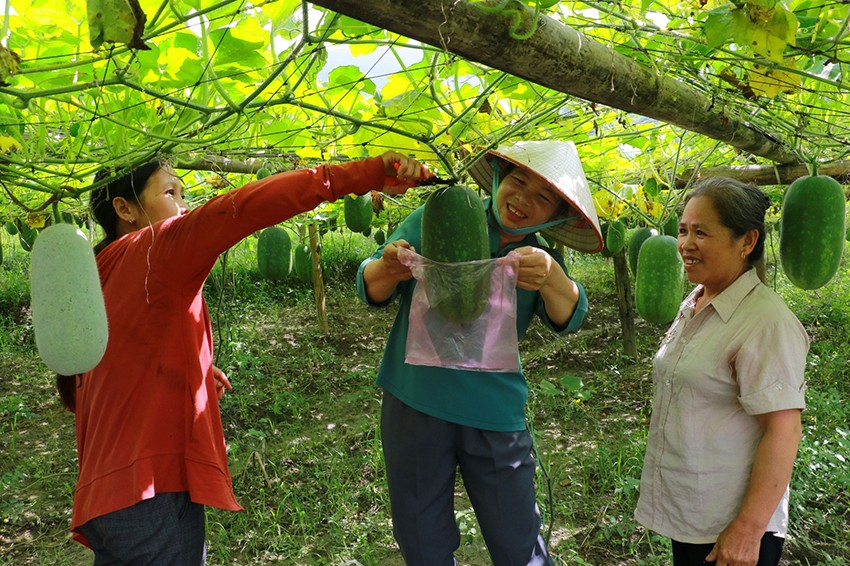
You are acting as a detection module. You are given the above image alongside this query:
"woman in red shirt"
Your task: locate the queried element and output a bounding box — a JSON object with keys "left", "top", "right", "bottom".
{"left": 57, "top": 151, "right": 425, "bottom": 564}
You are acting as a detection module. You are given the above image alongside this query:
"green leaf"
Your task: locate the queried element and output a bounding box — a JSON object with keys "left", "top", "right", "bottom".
{"left": 327, "top": 65, "right": 376, "bottom": 95}
{"left": 620, "top": 138, "right": 646, "bottom": 154}
{"left": 705, "top": 10, "right": 751, "bottom": 49}
{"left": 704, "top": 12, "right": 733, "bottom": 48}
{"left": 260, "top": 0, "right": 301, "bottom": 28}
{"left": 208, "top": 27, "right": 266, "bottom": 67}
{"left": 149, "top": 47, "right": 204, "bottom": 86}
{"left": 538, "top": 379, "right": 561, "bottom": 396}
{"left": 331, "top": 16, "right": 384, "bottom": 39}
{"left": 796, "top": 16, "right": 819, "bottom": 30}
{"left": 560, "top": 375, "right": 583, "bottom": 391}
{"left": 171, "top": 0, "right": 203, "bottom": 9}
{"left": 379, "top": 89, "right": 426, "bottom": 118}
{"left": 575, "top": 389, "right": 593, "bottom": 401}
{"left": 172, "top": 30, "right": 203, "bottom": 52}
{"left": 643, "top": 176, "right": 660, "bottom": 198}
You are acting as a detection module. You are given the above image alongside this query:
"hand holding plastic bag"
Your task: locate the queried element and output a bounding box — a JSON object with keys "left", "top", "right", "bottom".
{"left": 398, "top": 248, "right": 521, "bottom": 372}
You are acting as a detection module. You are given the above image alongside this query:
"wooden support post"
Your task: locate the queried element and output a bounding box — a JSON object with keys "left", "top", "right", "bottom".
{"left": 308, "top": 222, "right": 329, "bottom": 334}
{"left": 613, "top": 248, "right": 637, "bottom": 358}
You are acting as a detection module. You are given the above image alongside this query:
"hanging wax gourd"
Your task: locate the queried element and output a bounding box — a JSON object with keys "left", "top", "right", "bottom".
{"left": 256, "top": 226, "right": 292, "bottom": 281}
{"left": 343, "top": 193, "right": 373, "bottom": 233}
{"left": 293, "top": 240, "right": 313, "bottom": 283}
{"left": 421, "top": 185, "right": 490, "bottom": 324}
{"left": 780, "top": 174, "right": 846, "bottom": 290}
{"left": 30, "top": 219, "right": 108, "bottom": 375}
{"left": 635, "top": 235, "right": 684, "bottom": 324}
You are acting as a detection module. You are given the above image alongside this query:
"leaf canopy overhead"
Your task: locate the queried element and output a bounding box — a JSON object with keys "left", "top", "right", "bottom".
{"left": 0, "top": 0, "right": 848, "bottom": 224}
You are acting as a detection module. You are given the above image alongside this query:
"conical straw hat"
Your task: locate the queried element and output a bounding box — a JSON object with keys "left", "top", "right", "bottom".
{"left": 468, "top": 140, "right": 603, "bottom": 253}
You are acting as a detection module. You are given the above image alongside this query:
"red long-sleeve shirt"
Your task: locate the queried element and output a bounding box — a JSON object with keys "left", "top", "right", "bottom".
{"left": 71, "top": 157, "right": 386, "bottom": 545}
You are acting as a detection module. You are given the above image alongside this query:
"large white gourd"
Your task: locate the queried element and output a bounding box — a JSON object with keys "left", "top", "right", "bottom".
{"left": 30, "top": 223, "right": 108, "bottom": 375}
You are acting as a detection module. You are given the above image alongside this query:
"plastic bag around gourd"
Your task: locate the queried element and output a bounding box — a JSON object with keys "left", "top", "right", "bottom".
{"left": 398, "top": 247, "right": 521, "bottom": 372}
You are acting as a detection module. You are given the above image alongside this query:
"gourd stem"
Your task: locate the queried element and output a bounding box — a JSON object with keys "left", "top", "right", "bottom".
{"left": 52, "top": 202, "right": 61, "bottom": 225}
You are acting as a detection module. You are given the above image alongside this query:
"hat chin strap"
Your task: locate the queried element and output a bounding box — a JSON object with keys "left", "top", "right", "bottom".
{"left": 489, "top": 160, "right": 576, "bottom": 236}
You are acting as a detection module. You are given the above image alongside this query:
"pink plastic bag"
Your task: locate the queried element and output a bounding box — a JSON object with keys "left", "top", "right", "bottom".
{"left": 398, "top": 248, "right": 520, "bottom": 372}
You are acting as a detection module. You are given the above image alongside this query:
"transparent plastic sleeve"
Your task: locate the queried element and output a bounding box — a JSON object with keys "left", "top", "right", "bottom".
{"left": 398, "top": 248, "right": 521, "bottom": 372}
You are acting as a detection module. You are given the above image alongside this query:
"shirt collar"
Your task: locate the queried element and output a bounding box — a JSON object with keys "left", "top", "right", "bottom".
{"left": 687, "top": 268, "right": 761, "bottom": 323}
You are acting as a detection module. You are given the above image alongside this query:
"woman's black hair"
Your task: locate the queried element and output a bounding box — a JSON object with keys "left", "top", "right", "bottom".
{"left": 56, "top": 374, "right": 82, "bottom": 412}
{"left": 684, "top": 176, "right": 772, "bottom": 281}
{"left": 89, "top": 160, "right": 164, "bottom": 255}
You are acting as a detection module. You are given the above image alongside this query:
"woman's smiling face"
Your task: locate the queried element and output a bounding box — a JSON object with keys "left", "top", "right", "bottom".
{"left": 495, "top": 167, "right": 563, "bottom": 231}
{"left": 678, "top": 195, "right": 753, "bottom": 295}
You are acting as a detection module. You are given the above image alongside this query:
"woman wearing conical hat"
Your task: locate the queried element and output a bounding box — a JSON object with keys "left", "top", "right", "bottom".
{"left": 357, "top": 140, "right": 602, "bottom": 565}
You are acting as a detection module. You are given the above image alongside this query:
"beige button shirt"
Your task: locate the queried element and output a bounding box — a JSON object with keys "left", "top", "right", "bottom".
{"left": 635, "top": 268, "right": 809, "bottom": 544}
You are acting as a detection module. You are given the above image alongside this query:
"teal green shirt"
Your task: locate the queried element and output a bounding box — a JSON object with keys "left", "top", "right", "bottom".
{"left": 356, "top": 200, "right": 588, "bottom": 432}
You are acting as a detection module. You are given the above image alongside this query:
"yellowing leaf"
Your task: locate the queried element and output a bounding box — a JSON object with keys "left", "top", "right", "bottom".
{"left": 157, "top": 47, "right": 202, "bottom": 75}
{"left": 86, "top": 0, "right": 149, "bottom": 50}
{"left": 0, "top": 45, "right": 21, "bottom": 86}
{"left": 0, "top": 135, "right": 22, "bottom": 154}
{"left": 350, "top": 42, "right": 379, "bottom": 57}
{"left": 748, "top": 62, "right": 801, "bottom": 97}
{"left": 27, "top": 214, "right": 48, "bottom": 229}
{"left": 717, "top": 3, "right": 797, "bottom": 62}
{"left": 640, "top": 199, "right": 664, "bottom": 218}
{"left": 593, "top": 190, "right": 616, "bottom": 217}
{"left": 379, "top": 74, "right": 415, "bottom": 102}
{"left": 748, "top": 25, "right": 788, "bottom": 62}
{"left": 745, "top": 0, "right": 775, "bottom": 24}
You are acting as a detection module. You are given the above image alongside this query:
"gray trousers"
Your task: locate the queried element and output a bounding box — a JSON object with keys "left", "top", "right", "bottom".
{"left": 381, "top": 391, "right": 553, "bottom": 566}
{"left": 78, "top": 491, "right": 206, "bottom": 566}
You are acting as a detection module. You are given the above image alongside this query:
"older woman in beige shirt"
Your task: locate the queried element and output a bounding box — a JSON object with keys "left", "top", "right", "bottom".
{"left": 635, "top": 177, "right": 809, "bottom": 566}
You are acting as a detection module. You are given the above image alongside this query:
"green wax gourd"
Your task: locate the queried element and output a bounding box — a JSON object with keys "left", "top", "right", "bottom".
{"left": 780, "top": 175, "right": 846, "bottom": 290}
{"left": 635, "top": 235, "right": 684, "bottom": 324}
{"left": 257, "top": 226, "right": 292, "bottom": 280}
{"left": 343, "top": 194, "right": 373, "bottom": 233}
{"left": 627, "top": 226, "right": 657, "bottom": 275}
{"left": 293, "top": 242, "right": 313, "bottom": 283}
{"left": 421, "top": 185, "right": 491, "bottom": 324}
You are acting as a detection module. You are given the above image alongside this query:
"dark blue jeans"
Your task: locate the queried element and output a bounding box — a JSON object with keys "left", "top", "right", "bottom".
{"left": 78, "top": 491, "right": 206, "bottom": 566}
{"left": 381, "top": 391, "right": 553, "bottom": 566}
{"left": 672, "top": 532, "right": 784, "bottom": 566}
